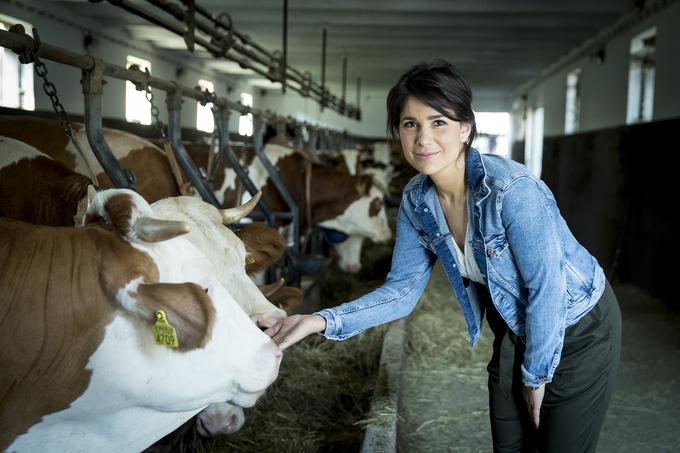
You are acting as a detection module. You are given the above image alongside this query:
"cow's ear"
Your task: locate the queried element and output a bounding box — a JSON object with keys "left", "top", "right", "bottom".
{"left": 235, "top": 223, "right": 286, "bottom": 274}
{"left": 266, "top": 286, "right": 304, "bottom": 315}
{"left": 133, "top": 282, "right": 216, "bottom": 351}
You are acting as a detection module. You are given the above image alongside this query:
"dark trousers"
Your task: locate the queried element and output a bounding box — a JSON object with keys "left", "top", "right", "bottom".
{"left": 480, "top": 281, "right": 622, "bottom": 453}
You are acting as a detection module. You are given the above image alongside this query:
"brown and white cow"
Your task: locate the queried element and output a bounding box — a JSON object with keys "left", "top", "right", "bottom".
{"left": 186, "top": 142, "right": 392, "bottom": 246}
{"left": 1, "top": 137, "right": 296, "bottom": 439}
{"left": 293, "top": 146, "right": 396, "bottom": 273}
{"left": 0, "top": 116, "right": 180, "bottom": 203}
{"left": 0, "top": 188, "right": 282, "bottom": 452}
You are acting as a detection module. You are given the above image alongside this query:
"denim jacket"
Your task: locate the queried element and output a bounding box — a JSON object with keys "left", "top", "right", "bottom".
{"left": 317, "top": 148, "right": 606, "bottom": 387}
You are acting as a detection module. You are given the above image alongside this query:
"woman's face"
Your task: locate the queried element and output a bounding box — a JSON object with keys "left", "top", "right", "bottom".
{"left": 398, "top": 96, "right": 470, "bottom": 176}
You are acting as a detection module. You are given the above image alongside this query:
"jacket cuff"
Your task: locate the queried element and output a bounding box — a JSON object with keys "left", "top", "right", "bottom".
{"left": 521, "top": 364, "right": 552, "bottom": 387}
{"left": 315, "top": 308, "right": 342, "bottom": 339}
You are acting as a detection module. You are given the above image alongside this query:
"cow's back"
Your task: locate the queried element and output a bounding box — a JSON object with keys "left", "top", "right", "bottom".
{"left": 0, "top": 116, "right": 180, "bottom": 202}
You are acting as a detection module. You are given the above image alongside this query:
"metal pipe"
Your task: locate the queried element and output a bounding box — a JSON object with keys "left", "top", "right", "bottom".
{"left": 341, "top": 55, "right": 347, "bottom": 105}
{"left": 213, "top": 105, "right": 275, "bottom": 225}
{"left": 282, "top": 0, "right": 288, "bottom": 94}
{"left": 0, "top": 28, "right": 94, "bottom": 70}
{"left": 0, "top": 27, "right": 355, "bottom": 142}
{"left": 131, "top": 0, "right": 356, "bottom": 116}
{"left": 321, "top": 27, "right": 327, "bottom": 111}
{"left": 81, "top": 58, "right": 136, "bottom": 189}
{"left": 166, "top": 90, "right": 221, "bottom": 207}
{"left": 252, "top": 117, "right": 300, "bottom": 255}
{"left": 356, "top": 75, "right": 361, "bottom": 108}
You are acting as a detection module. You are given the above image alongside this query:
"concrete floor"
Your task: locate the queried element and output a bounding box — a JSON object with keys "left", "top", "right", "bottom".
{"left": 398, "top": 265, "right": 680, "bottom": 452}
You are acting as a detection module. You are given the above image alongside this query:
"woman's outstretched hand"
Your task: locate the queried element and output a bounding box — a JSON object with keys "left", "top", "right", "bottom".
{"left": 263, "top": 314, "right": 327, "bottom": 351}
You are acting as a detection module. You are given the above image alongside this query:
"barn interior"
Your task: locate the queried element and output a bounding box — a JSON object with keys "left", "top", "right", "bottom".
{"left": 1, "top": 0, "right": 679, "bottom": 452}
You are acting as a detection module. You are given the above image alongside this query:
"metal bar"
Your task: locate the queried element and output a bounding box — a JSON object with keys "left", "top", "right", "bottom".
{"left": 356, "top": 75, "right": 361, "bottom": 107}
{"left": 282, "top": 0, "right": 288, "bottom": 94}
{"left": 166, "top": 90, "right": 221, "bottom": 207}
{"left": 213, "top": 105, "right": 275, "bottom": 226}
{"left": 0, "top": 28, "right": 94, "bottom": 70}
{"left": 81, "top": 58, "right": 136, "bottom": 189}
{"left": 0, "top": 27, "right": 358, "bottom": 146}
{"left": 129, "top": 0, "right": 356, "bottom": 117}
{"left": 321, "top": 27, "right": 327, "bottom": 112}
{"left": 252, "top": 117, "right": 300, "bottom": 255}
{"left": 341, "top": 55, "right": 347, "bottom": 104}
{"left": 307, "top": 127, "right": 318, "bottom": 152}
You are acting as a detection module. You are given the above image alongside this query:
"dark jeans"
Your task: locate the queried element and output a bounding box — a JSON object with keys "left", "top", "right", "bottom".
{"left": 479, "top": 280, "right": 622, "bottom": 453}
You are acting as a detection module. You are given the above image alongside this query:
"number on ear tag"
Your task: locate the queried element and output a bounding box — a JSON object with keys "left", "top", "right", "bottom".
{"left": 152, "top": 310, "right": 179, "bottom": 348}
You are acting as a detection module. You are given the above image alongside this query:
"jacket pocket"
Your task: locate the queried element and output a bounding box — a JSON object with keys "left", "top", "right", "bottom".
{"left": 483, "top": 233, "right": 510, "bottom": 259}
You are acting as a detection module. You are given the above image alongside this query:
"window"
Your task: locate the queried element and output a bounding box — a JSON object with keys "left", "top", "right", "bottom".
{"left": 473, "top": 112, "right": 510, "bottom": 157}
{"left": 0, "top": 18, "right": 35, "bottom": 110}
{"left": 525, "top": 107, "right": 544, "bottom": 178}
{"left": 626, "top": 27, "right": 656, "bottom": 124}
{"left": 125, "top": 55, "right": 151, "bottom": 125}
{"left": 196, "top": 79, "right": 215, "bottom": 133}
{"left": 564, "top": 68, "right": 581, "bottom": 134}
{"left": 238, "top": 92, "right": 253, "bottom": 137}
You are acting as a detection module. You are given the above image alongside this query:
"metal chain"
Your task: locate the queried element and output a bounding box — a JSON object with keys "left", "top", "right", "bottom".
{"left": 24, "top": 26, "right": 99, "bottom": 185}
{"left": 143, "top": 68, "right": 166, "bottom": 139}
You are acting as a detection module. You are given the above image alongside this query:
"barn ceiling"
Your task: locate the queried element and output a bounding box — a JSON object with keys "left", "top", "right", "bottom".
{"left": 56, "top": 0, "right": 638, "bottom": 107}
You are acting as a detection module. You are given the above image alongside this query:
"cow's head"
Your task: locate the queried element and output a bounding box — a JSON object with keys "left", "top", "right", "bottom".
{"left": 319, "top": 176, "right": 392, "bottom": 243}
{"left": 333, "top": 235, "right": 366, "bottom": 273}
{"left": 150, "top": 193, "right": 288, "bottom": 330}
{"left": 82, "top": 189, "right": 281, "bottom": 409}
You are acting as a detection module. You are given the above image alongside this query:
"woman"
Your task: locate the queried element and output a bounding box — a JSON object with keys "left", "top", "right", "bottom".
{"left": 265, "top": 59, "right": 621, "bottom": 452}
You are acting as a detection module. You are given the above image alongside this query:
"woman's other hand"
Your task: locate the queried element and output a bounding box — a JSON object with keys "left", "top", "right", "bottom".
{"left": 523, "top": 384, "right": 546, "bottom": 429}
{"left": 263, "top": 314, "right": 327, "bottom": 351}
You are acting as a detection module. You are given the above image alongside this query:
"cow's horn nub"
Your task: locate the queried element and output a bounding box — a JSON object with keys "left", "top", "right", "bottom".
{"left": 133, "top": 217, "right": 190, "bottom": 242}
{"left": 221, "top": 192, "right": 262, "bottom": 225}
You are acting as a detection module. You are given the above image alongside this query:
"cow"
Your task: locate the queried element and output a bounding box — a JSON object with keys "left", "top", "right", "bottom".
{"left": 0, "top": 116, "right": 181, "bottom": 203}
{"left": 185, "top": 141, "right": 392, "bottom": 249}
{"left": 0, "top": 188, "right": 282, "bottom": 452}
{"left": 303, "top": 146, "right": 396, "bottom": 273}
{"left": 1, "top": 136, "right": 298, "bottom": 439}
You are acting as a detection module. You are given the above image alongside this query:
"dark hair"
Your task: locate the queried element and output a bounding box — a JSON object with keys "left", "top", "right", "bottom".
{"left": 386, "top": 59, "right": 477, "bottom": 152}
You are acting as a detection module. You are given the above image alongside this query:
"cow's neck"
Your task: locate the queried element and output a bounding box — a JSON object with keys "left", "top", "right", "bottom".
{"left": 0, "top": 222, "right": 157, "bottom": 451}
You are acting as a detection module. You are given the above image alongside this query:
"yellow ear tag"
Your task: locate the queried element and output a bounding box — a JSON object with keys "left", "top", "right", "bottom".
{"left": 246, "top": 255, "right": 256, "bottom": 265}
{"left": 152, "top": 310, "right": 179, "bottom": 348}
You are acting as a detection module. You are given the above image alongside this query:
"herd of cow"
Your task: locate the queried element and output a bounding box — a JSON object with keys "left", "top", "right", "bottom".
{"left": 0, "top": 115, "right": 396, "bottom": 451}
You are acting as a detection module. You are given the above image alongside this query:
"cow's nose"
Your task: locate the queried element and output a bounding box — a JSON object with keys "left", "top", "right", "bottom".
{"left": 253, "top": 311, "right": 287, "bottom": 330}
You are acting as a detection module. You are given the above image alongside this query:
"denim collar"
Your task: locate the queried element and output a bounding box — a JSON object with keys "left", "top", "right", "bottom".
{"left": 407, "top": 147, "right": 490, "bottom": 207}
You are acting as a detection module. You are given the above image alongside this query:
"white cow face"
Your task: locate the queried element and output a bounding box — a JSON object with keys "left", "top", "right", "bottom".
{"left": 334, "top": 235, "right": 365, "bottom": 273}
{"left": 319, "top": 184, "right": 392, "bottom": 243}
{"left": 150, "top": 195, "right": 287, "bottom": 328}
{"left": 83, "top": 189, "right": 281, "bottom": 408}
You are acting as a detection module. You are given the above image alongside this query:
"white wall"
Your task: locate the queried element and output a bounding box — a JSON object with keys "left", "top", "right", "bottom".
{"left": 511, "top": 1, "right": 680, "bottom": 138}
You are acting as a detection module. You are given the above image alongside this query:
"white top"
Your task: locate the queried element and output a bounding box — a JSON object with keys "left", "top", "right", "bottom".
{"left": 450, "top": 192, "right": 486, "bottom": 285}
